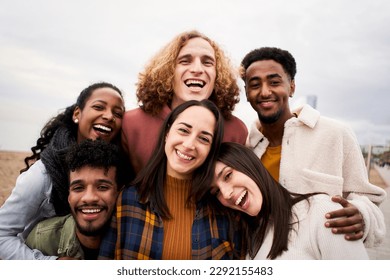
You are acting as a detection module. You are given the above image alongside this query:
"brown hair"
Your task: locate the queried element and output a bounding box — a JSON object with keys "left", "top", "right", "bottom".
{"left": 214, "top": 142, "right": 321, "bottom": 259}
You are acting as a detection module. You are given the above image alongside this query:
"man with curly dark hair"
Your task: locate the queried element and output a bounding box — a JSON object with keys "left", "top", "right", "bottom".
{"left": 122, "top": 30, "right": 248, "bottom": 173}
{"left": 25, "top": 139, "right": 125, "bottom": 259}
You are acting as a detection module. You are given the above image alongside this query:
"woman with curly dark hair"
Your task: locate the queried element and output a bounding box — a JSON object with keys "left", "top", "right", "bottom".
{"left": 122, "top": 30, "right": 248, "bottom": 173}
{"left": 0, "top": 82, "right": 126, "bottom": 260}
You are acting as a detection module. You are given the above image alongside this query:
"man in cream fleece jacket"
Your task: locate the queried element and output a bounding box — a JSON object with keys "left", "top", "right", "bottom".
{"left": 240, "top": 47, "right": 386, "bottom": 247}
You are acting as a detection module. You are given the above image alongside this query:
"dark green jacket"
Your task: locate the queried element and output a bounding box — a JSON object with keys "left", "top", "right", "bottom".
{"left": 25, "top": 214, "right": 84, "bottom": 259}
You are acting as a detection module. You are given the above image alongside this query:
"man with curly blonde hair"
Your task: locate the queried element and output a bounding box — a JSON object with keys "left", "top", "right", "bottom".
{"left": 122, "top": 30, "right": 248, "bottom": 173}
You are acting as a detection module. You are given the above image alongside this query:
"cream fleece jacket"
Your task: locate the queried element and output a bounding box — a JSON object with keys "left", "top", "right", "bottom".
{"left": 247, "top": 104, "right": 386, "bottom": 247}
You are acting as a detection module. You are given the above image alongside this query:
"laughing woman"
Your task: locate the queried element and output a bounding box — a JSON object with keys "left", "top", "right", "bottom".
{"left": 210, "top": 142, "right": 369, "bottom": 260}
{"left": 99, "top": 100, "right": 242, "bottom": 260}
{"left": 0, "top": 82, "right": 126, "bottom": 260}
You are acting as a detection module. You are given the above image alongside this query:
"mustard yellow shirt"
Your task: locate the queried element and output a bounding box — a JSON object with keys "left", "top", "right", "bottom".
{"left": 261, "top": 145, "right": 282, "bottom": 182}
{"left": 162, "top": 176, "right": 194, "bottom": 260}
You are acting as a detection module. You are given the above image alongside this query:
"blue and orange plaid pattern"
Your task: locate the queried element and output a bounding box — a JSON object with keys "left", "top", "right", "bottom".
{"left": 99, "top": 186, "right": 243, "bottom": 259}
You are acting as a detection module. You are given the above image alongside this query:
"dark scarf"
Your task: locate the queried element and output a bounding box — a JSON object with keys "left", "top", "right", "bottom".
{"left": 40, "top": 126, "right": 76, "bottom": 216}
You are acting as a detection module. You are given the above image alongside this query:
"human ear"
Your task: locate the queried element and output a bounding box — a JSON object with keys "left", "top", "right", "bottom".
{"left": 73, "top": 106, "right": 81, "bottom": 123}
{"left": 289, "top": 80, "right": 296, "bottom": 97}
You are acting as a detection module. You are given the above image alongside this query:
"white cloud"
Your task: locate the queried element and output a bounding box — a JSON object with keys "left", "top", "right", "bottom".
{"left": 1, "top": 0, "right": 389, "bottom": 150}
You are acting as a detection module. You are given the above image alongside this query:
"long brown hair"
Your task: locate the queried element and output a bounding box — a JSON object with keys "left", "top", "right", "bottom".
{"left": 215, "top": 142, "right": 321, "bottom": 259}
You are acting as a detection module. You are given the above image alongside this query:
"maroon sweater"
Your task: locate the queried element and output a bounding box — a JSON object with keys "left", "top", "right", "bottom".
{"left": 121, "top": 104, "right": 248, "bottom": 174}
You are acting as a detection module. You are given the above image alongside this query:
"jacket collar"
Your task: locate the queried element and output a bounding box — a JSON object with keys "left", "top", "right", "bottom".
{"left": 292, "top": 104, "right": 320, "bottom": 129}
{"left": 248, "top": 104, "right": 321, "bottom": 148}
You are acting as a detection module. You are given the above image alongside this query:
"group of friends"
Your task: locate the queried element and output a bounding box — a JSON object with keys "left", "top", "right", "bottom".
{"left": 0, "top": 30, "right": 386, "bottom": 260}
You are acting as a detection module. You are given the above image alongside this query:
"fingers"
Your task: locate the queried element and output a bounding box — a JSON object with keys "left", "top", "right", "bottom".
{"left": 331, "top": 195, "right": 349, "bottom": 207}
{"left": 325, "top": 215, "right": 363, "bottom": 229}
{"left": 327, "top": 220, "right": 364, "bottom": 234}
{"left": 325, "top": 197, "right": 365, "bottom": 241}
{"left": 326, "top": 205, "right": 360, "bottom": 219}
{"left": 326, "top": 197, "right": 360, "bottom": 219}
{"left": 345, "top": 231, "right": 364, "bottom": 241}
{"left": 326, "top": 208, "right": 347, "bottom": 219}
{"left": 324, "top": 209, "right": 365, "bottom": 241}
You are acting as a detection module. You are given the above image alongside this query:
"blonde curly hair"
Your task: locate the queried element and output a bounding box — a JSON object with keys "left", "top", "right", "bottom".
{"left": 136, "top": 30, "right": 240, "bottom": 119}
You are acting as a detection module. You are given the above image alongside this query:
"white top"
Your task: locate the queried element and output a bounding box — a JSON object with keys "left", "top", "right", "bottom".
{"left": 252, "top": 194, "right": 369, "bottom": 259}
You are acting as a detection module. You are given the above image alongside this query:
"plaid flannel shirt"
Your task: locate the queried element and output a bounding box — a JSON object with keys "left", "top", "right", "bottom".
{"left": 98, "top": 186, "right": 243, "bottom": 260}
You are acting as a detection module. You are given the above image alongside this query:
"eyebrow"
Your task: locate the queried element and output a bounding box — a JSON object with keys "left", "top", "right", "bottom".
{"left": 91, "top": 99, "right": 108, "bottom": 104}
{"left": 91, "top": 99, "right": 124, "bottom": 111}
{"left": 178, "top": 122, "right": 214, "bottom": 137}
{"left": 267, "top": 73, "right": 282, "bottom": 79}
{"left": 177, "top": 53, "right": 215, "bottom": 62}
{"left": 70, "top": 178, "right": 115, "bottom": 187}
{"left": 248, "top": 73, "right": 282, "bottom": 83}
{"left": 216, "top": 166, "right": 229, "bottom": 180}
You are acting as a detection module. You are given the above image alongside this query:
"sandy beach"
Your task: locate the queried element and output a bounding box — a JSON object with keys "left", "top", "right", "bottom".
{"left": 0, "top": 151, "right": 30, "bottom": 206}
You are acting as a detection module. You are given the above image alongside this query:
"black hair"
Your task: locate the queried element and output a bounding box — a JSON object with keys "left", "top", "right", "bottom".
{"left": 66, "top": 139, "right": 127, "bottom": 189}
{"left": 21, "top": 82, "right": 124, "bottom": 173}
{"left": 240, "top": 47, "right": 297, "bottom": 82}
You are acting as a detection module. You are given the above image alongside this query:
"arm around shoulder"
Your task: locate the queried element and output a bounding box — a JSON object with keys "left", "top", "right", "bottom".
{"left": 310, "top": 196, "right": 369, "bottom": 259}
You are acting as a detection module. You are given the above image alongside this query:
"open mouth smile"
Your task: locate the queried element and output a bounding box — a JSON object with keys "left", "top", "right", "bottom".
{"left": 185, "top": 79, "right": 205, "bottom": 88}
{"left": 235, "top": 190, "right": 248, "bottom": 207}
{"left": 93, "top": 124, "right": 112, "bottom": 135}
{"left": 176, "top": 150, "right": 194, "bottom": 161}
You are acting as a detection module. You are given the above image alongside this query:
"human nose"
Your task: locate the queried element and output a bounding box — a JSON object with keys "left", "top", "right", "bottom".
{"left": 219, "top": 184, "right": 234, "bottom": 200}
{"left": 182, "top": 136, "right": 196, "bottom": 150}
{"left": 260, "top": 83, "right": 271, "bottom": 98}
{"left": 190, "top": 58, "right": 204, "bottom": 73}
{"left": 81, "top": 187, "right": 99, "bottom": 203}
{"left": 102, "top": 109, "right": 115, "bottom": 122}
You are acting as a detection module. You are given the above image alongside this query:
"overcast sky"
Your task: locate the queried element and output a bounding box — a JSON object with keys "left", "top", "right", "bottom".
{"left": 1, "top": 0, "right": 389, "bottom": 151}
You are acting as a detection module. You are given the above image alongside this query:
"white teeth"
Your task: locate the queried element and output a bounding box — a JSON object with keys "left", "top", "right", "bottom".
{"left": 81, "top": 209, "right": 102, "bottom": 214}
{"left": 235, "top": 190, "right": 247, "bottom": 206}
{"left": 185, "top": 79, "right": 205, "bottom": 87}
{"left": 176, "top": 150, "right": 193, "bottom": 161}
{"left": 94, "top": 124, "right": 112, "bottom": 132}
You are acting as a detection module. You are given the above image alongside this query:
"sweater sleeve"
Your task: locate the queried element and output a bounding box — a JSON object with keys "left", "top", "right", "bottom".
{"left": 309, "top": 196, "right": 369, "bottom": 259}
{"left": 347, "top": 194, "right": 386, "bottom": 247}
{"left": 223, "top": 115, "right": 248, "bottom": 145}
{"left": 342, "top": 125, "right": 386, "bottom": 204}
{"left": 341, "top": 125, "right": 387, "bottom": 247}
{"left": 0, "top": 161, "right": 56, "bottom": 260}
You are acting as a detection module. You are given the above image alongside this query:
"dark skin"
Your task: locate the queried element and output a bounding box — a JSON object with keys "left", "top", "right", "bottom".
{"left": 244, "top": 59, "right": 365, "bottom": 241}
{"left": 325, "top": 196, "right": 364, "bottom": 241}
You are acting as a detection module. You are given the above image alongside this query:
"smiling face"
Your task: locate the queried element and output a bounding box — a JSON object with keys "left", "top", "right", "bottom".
{"left": 73, "top": 87, "right": 125, "bottom": 143}
{"left": 211, "top": 161, "right": 263, "bottom": 216}
{"left": 170, "top": 37, "right": 217, "bottom": 110}
{"left": 245, "top": 60, "right": 295, "bottom": 124}
{"left": 68, "top": 166, "right": 118, "bottom": 237}
{"left": 165, "top": 105, "right": 216, "bottom": 179}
